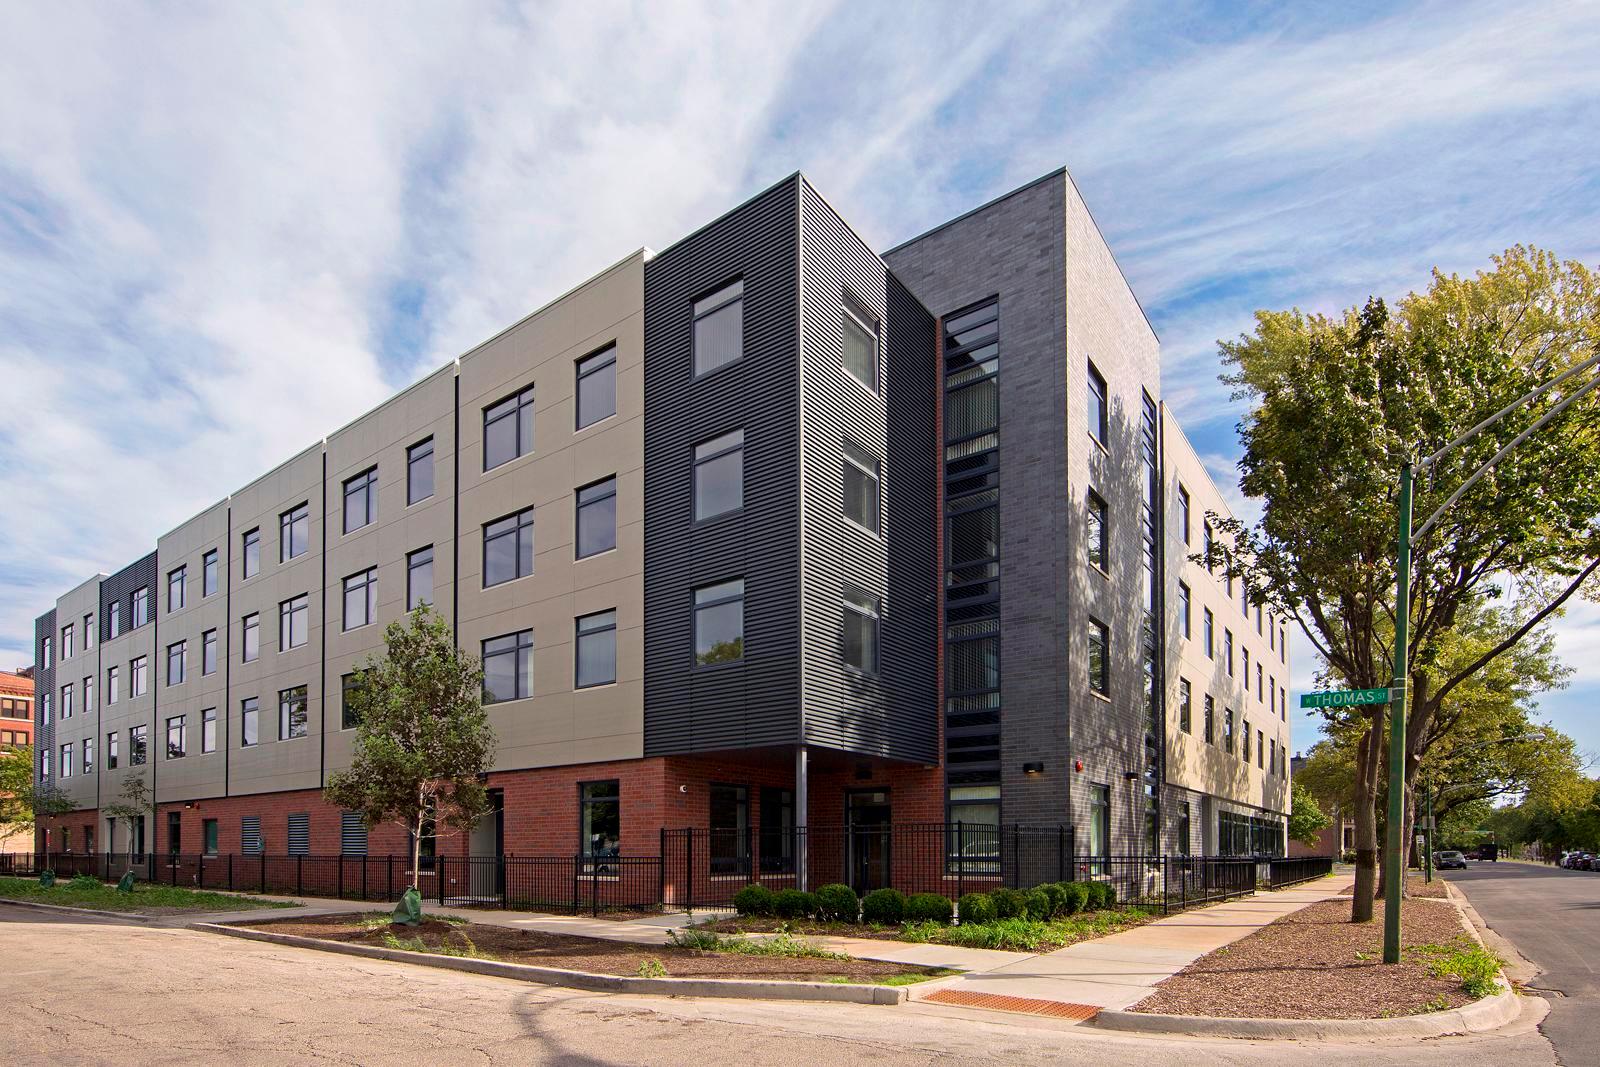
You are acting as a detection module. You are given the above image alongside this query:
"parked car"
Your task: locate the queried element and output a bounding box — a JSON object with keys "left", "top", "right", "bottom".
{"left": 1463, "top": 849, "right": 1481, "bottom": 861}
{"left": 1435, "top": 851, "right": 1468, "bottom": 870}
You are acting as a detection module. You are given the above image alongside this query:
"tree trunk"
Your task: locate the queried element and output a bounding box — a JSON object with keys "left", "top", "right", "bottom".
{"left": 1351, "top": 717, "right": 1383, "bottom": 922}
{"left": 411, "top": 809, "right": 423, "bottom": 892}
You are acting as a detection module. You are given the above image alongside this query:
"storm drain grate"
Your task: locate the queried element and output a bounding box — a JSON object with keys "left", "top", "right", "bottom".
{"left": 921, "top": 989, "right": 1101, "bottom": 1020}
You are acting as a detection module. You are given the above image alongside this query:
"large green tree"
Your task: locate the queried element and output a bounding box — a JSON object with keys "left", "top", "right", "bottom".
{"left": 324, "top": 605, "right": 495, "bottom": 898}
{"left": 0, "top": 744, "right": 72, "bottom": 849}
{"left": 1214, "top": 246, "right": 1600, "bottom": 921}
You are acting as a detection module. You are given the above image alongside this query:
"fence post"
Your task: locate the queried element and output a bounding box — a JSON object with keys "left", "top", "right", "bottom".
{"left": 658, "top": 828, "right": 666, "bottom": 908}
{"left": 572, "top": 854, "right": 581, "bottom": 915}
{"left": 438, "top": 857, "right": 447, "bottom": 905}
{"left": 955, "top": 822, "right": 964, "bottom": 906}
{"left": 260, "top": 852, "right": 266, "bottom": 894}
{"left": 1058, "top": 826, "right": 1066, "bottom": 883}
{"left": 296, "top": 855, "right": 303, "bottom": 897}
{"left": 686, "top": 830, "right": 695, "bottom": 911}
{"left": 338, "top": 855, "right": 344, "bottom": 900}
{"left": 592, "top": 850, "right": 600, "bottom": 918}
{"left": 1010, "top": 824, "right": 1019, "bottom": 889}
{"left": 387, "top": 855, "right": 394, "bottom": 899}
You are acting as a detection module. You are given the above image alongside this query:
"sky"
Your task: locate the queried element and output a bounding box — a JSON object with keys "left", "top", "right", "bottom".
{"left": 1, "top": 1, "right": 1597, "bottom": 759}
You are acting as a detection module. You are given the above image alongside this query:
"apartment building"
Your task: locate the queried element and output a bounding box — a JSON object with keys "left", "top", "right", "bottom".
{"left": 33, "top": 169, "right": 1288, "bottom": 877}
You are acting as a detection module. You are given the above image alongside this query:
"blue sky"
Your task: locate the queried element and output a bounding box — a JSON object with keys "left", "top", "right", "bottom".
{"left": 1, "top": 1, "right": 1596, "bottom": 759}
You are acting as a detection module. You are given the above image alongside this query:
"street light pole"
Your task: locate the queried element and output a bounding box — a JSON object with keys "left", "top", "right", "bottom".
{"left": 1384, "top": 460, "right": 1413, "bottom": 964}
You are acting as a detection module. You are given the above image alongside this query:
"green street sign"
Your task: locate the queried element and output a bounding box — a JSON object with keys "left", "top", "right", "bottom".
{"left": 1300, "top": 688, "right": 1392, "bottom": 709}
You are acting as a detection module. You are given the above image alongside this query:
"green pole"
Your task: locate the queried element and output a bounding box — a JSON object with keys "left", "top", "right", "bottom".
{"left": 1385, "top": 460, "right": 1413, "bottom": 964}
{"left": 1424, "top": 772, "right": 1434, "bottom": 885}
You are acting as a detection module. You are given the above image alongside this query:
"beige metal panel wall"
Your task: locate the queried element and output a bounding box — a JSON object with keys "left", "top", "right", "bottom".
{"left": 227, "top": 445, "right": 325, "bottom": 796}
{"left": 1160, "top": 408, "right": 1289, "bottom": 823}
{"left": 153, "top": 499, "right": 230, "bottom": 804}
{"left": 51, "top": 576, "right": 103, "bottom": 810}
{"left": 97, "top": 593, "right": 158, "bottom": 814}
{"left": 456, "top": 251, "right": 646, "bottom": 772}
{"left": 323, "top": 363, "right": 457, "bottom": 774}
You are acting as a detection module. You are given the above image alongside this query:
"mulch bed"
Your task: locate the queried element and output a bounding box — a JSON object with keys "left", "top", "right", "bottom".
{"left": 242, "top": 914, "right": 936, "bottom": 983}
{"left": 1337, "top": 875, "right": 1449, "bottom": 899}
{"left": 1131, "top": 897, "right": 1478, "bottom": 1019}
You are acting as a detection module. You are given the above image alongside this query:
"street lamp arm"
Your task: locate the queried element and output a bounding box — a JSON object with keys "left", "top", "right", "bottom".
{"left": 1420, "top": 350, "right": 1600, "bottom": 472}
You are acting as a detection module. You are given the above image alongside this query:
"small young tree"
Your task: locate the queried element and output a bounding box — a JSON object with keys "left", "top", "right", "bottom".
{"left": 102, "top": 775, "right": 155, "bottom": 858}
{"left": 0, "top": 744, "right": 73, "bottom": 849}
{"left": 1288, "top": 782, "right": 1332, "bottom": 849}
{"left": 324, "top": 605, "right": 494, "bottom": 915}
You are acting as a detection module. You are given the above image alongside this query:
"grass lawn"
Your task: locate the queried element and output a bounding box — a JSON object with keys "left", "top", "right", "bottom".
{"left": 0, "top": 875, "right": 299, "bottom": 914}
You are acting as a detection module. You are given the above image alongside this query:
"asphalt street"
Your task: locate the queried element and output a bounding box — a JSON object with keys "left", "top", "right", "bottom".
{"left": 0, "top": 902, "right": 1559, "bottom": 1066}
{"left": 1446, "top": 861, "right": 1600, "bottom": 1066}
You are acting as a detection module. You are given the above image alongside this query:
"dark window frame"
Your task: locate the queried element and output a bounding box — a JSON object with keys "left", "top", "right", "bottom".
{"left": 407, "top": 437, "right": 435, "bottom": 505}
{"left": 692, "top": 578, "right": 745, "bottom": 669}
{"left": 1086, "top": 488, "right": 1108, "bottom": 572}
{"left": 406, "top": 545, "right": 434, "bottom": 611}
{"left": 342, "top": 466, "right": 379, "bottom": 535}
{"left": 575, "top": 476, "right": 618, "bottom": 559}
{"left": 202, "top": 549, "right": 219, "bottom": 597}
{"left": 279, "top": 503, "right": 310, "bottom": 563}
{"left": 692, "top": 428, "right": 745, "bottom": 523}
{"left": 482, "top": 384, "right": 536, "bottom": 472}
{"left": 482, "top": 629, "right": 534, "bottom": 704}
{"left": 691, "top": 277, "right": 745, "bottom": 379}
{"left": 342, "top": 567, "right": 378, "bottom": 631}
{"left": 574, "top": 609, "right": 618, "bottom": 689}
{"left": 1087, "top": 617, "right": 1110, "bottom": 696}
{"left": 575, "top": 343, "right": 618, "bottom": 430}
{"left": 482, "top": 506, "right": 535, "bottom": 587}
{"left": 1087, "top": 360, "right": 1108, "bottom": 446}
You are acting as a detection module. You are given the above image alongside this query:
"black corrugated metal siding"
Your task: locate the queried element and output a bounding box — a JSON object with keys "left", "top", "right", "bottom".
{"left": 100, "top": 553, "right": 157, "bottom": 643}
{"left": 34, "top": 609, "right": 56, "bottom": 790}
{"left": 643, "top": 176, "right": 803, "bottom": 755}
{"left": 796, "top": 181, "right": 938, "bottom": 762}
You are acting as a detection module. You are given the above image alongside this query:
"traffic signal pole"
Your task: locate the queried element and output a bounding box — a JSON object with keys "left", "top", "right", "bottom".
{"left": 1384, "top": 459, "right": 1413, "bottom": 965}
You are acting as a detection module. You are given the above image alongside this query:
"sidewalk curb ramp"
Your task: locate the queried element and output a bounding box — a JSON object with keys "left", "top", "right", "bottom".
{"left": 198, "top": 923, "right": 911, "bottom": 1005}
{"left": 1090, "top": 977, "right": 1523, "bottom": 1040}
{"left": 0, "top": 897, "right": 156, "bottom": 922}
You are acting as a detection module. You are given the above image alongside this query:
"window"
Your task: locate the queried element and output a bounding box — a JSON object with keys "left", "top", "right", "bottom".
{"left": 340, "top": 811, "right": 368, "bottom": 856}
{"left": 1280, "top": 626, "right": 1287, "bottom": 662}
{"left": 842, "top": 443, "right": 881, "bottom": 534}
{"left": 1178, "top": 802, "right": 1192, "bottom": 855}
{"left": 343, "top": 467, "right": 378, "bottom": 534}
{"left": 41, "top": 635, "right": 51, "bottom": 669}
{"left": 1179, "top": 678, "right": 1192, "bottom": 733}
{"left": 168, "top": 566, "right": 186, "bottom": 612}
{"left": 132, "top": 587, "right": 149, "bottom": 627}
{"left": 1269, "top": 738, "right": 1277, "bottom": 776}
{"left": 575, "top": 610, "right": 617, "bottom": 688}
{"left": 107, "top": 732, "right": 119, "bottom": 769}
{"left": 1242, "top": 647, "right": 1250, "bottom": 687}
{"left": 131, "top": 656, "right": 147, "bottom": 696}
{"left": 575, "top": 477, "right": 617, "bottom": 559}
{"left": 694, "top": 579, "right": 745, "bottom": 667}
{"left": 709, "top": 784, "right": 750, "bottom": 874}
{"left": 40, "top": 692, "right": 50, "bottom": 724}
{"left": 693, "top": 429, "right": 744, "bottom": 521}
{"left": 576, "top": 344, "right": 617, "bottom": 429}
{"left": 40, "top": 748, "right": 49, "bottom": 780}
{"left": 340, "top": 673, "right": 364, "bottom": 729}
{"left": 1255, "top": 603, "right": 1263, "bottom": 634}
{"left": 202, "top": 708, "right": 217, "bottom": 753}
{"left": 82, "top": 737, "right": 94, "bottom": 775}
{"left": 62, "top": 623, "right": 74, "bottom": 660}
{"left": 280, "top": 503, "right": 309, "bottom": 561}
{"left": 1224, "top": 629, "right": 1234, "bottom": 675}
{"left": 287, "top": 813, "right": 310, "bottom": 856}
{"left": 1204, "top": 695, "right": 1216, "bottom": 744}
{"left": 407, "top": 546, "right": 433, "bottom": 610}
{"left": 760, "top": 786, "right": 795, "bottom": 874}
{"left": 60, "top": 682, "right": 72, "bottom": 719}
{"left": 130, "top": 724, "right": 148, "bottom": 765}
{"left": 1258, "top": 730, "right": 1265, "bottom": 768}
{"left": 84, "top": 676, "right": 94, "bottom": 713}
{"left": 241, "top": 816, "right": 263, "bottom": 855}
{"left": 693, "top": 278, "right": 743, "bottom": 377}
{"left": 1223, "top": 707, "right": 1234, "bottom": 753}
{"left": 842, "top": 590, "right": 880, "bottom": 675}
{"left": 1203, "top": 608, "right": 1215, "bottom": 658}
{"left": 202, "top": 629, "right": 217, "bottom": 675}
{"left": 203, "top": 549, "right": 218, "bottom": 597}
{"left": 107, "top": 665, "right": 119, "bottom": 705}
{"left": 483, "top": 507, "right": 535, "bottom": 586}
{"left": 1177, "top": 582, "right": 1191, "bottom": 639}
{"left": 167, "top": 641, "right": 186, "bottom": 686}
{"left": 1242, "top": 721, "right": 1252, "bottom": 763}
{"left": 841, "top": 300, "right": 878, "bottom": 390}
{"left": 342, "top": 568, "right": 377, "bottom": 630}
{"left": 1269, "top": 675, "right": 1276, "bottom": 712}
{"left": 243, "top": 527, "right": 260, "bottom": 578}
{"left": 1177, "top": 485, "right": 1191, "bottom": 545}
{"left": 1281, "top": 688, "right": 1287, "bottom": 720}
{"left": 483, "top": 385, "right": 535, "bottom": 471}
{"left": 1087, "top": 361, "right": 1108, "bottom": 446}
{"left": 1086, "top": 490, "right": 1107, "bottom": 571}
{"left": 1204, "top": 523, "right": 1214, "bottom": 573}
{"left": 579, "top": 780, "right": 620, "bottom": 860}
{"left": 240, "top": 698, "right": 259, "bottom": 747}
{"left": 1089, "top": 784, "right": 1110, "bottom": 857}
{"left": 407, "top": 438, "right": 434, "bottom": 505}
{"left": 279, "top": 595, "right": 309, "bottom": 650}
{"left": 108, "top": 602, "right": 121, "bottom": 639}
{"left": 1270, "top": 618, "right": 1276, "bottom": 650}
{"left": 203, "top": 819, "right": 219, "bottom": 856}
{"left": 278, "top": 685, "right": 308, "bottom": 740}
{"left": 1257, "top": 663, "right": 1264, "bottom": 702}
{"left": 482, "top": 630, "right": 533, "bottom": 703}
{"left": 242, "top": 613, "right": 260, "bottom": 662}
{"left": 60, "top": 742, "right": 72, "bottom": 777}
{"left": 1088, "top": 617, "right": 1109, "bottom": 695}
{"left": 166, "top": 715, "right": 186, "bottom": 759}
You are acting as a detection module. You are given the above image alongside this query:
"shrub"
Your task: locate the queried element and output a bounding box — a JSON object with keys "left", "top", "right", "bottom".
{"left": 1080, "top": 881, "right": 1108, "bottom": 910}
{"left": 989, "top": 887, "right": 1026, "bottom": 919}
{"left": 861, "top": 887, "right": 907, "bottom": 925}
{"left": 957, "top": 892, "right": 995, "bottom": 925}
{"left": 1039, "top": 882, "right": 1069, "bottom": 917}
{"left": 904, "top": 892, "right": 954, "bottom": 924}
{"left": 1023, "top": 887, "right": 1053, "bottom": 921}
{"left": 938, "top": 917, "right": 1050, "bottom": 951}
{"left": 772, "top": 889, "right": 816, "bottom": 919}
{"left": 68, "top": 873, "right": 101, "bottom": 891}
{"left": 813, "top": 883, "right": 860, "bottom": 923}
{"left": 1098, "top": 880, "right": 1118, "bottom": 908}
{"left": 1060, "top": 881, "right": 1090, "bottom": 915}
{"left": 732, "top": 884, "right": 775, "bottom": 917}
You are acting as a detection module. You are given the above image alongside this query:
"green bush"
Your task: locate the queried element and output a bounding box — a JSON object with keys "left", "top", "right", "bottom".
{"left": 67, "top": 873, "right": 101, "bottom": 891}
{"left": 813, "top": 883, "right": 860, "bottom": 923}
{"left": 936, "top": 916, "right": 1050, "bottom": 951}
{"left": 1083, "top": 880, "right": 1116, "bottom": 910}
{"left": 904, "top": 892, "right": 954, "bottom": 924}
{"left": 1429, "top": 946, "right": 1503, "bottom": 999}
{"left": 957, "top": 891, "right": 995, "bottom": 925}
{"left": 732, "top": 884, "right": 775, "bottom": 917}
{"left": 1061, "top": 881, "right": 1090, "bottom": 915}
{"left": 860, "top": 887, "right": 907, "bottom": 925}
{"left": 1023, "top": 887, "right": 1053, "bottom": 921}
{"left": 989, "top": 887, "right": 1026, "bottom": 919}
{"left": 1039, "top": 882, "right": 1068, "bottom": 917}
{"left": 772, "top": 888, "right": 816, "bottom": 919}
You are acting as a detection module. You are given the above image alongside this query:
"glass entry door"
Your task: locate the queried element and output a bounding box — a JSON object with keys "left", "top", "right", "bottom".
{"left": 846, "top": 790, "right": 891, "bottom": 893}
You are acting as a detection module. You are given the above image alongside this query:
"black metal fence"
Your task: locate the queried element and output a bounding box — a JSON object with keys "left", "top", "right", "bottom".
{"left": 1263, "top": 854, "right": 1335, "bottom": 890}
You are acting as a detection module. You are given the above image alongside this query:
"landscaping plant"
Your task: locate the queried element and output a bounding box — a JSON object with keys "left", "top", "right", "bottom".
{"left": 904, "top": 892, "right": 954, "bottom": 924}
{"left": 813, "top": 883, "right": 859, "bottom": 923}
{"left": 956, "top": 891, "right": 995, "bottom": 925}
{"left": 988, "top": 887, "right": 1026, "bottom": 919}
{"left": 860, "top": 887, "right": 906, "bottom": 925}
{"left": 772, "top": 888, "right": 816, "bottom": 919}
{"left": 732, "top": 883, "right": 775, "bottom": 917}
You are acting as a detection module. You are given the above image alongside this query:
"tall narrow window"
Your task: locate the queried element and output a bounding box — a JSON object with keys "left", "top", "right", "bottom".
{"left": 1243, "top": 647, "right": 1250, "bottom": 687}
{"left": 130, "top": 724, "right": 148, "bottom": 765}
{"left": 61, "top": 624, "right": 74, "bottom": 659}
{"left": 483, "top": 385, "right": 535, "bottom": 471}
{"left": 60, "top": 742, "right": 72, "bottom": 777}
{"left": 1088, "top": 617, "right": 1109, "bottom": 695}
{"left": 1204, "top": 695, "right": 1215, "bottom": 744}
{"left": 83, "top": 612, "right": 93, "bottom": 649}
{"left": 407, "top": 438, "right": 434, "bottom": 505}
{"left": 482, "top": 629, "right": 533, "bottom": 703}
{"left": 82, "top": 737, "right": 94, "bottom": 774}
{"left": 842, "top": 443, "right": 881, "bottom": 534}
{"left": 575, "top": 477, "right": 617, "bottom": 559}
{"left": 575, "top": 610, "right": 617, "bottom": 688}
{"left": 1087, "top": 361, "right": 1108, "bottom": 446}
{"left": 166, "top": 641, "right": 186, "bottom": 686}
{"left": 168, "top": 566, "right": 186, "bottom": 612}
{"left": 343, "top": 467, "right": 378, "bottom": 534}
{"left": 242, "top": 613, "right": 259, "bottom": 662}
{"left": 107, "top": 732, "right": 119, "bottom": 769}
{"left": 407, "top": 546, "right": 434, "bottom": 610}
{"left": 203, "top": 549, "right": 219, "bottom": 596}
{"left": 843, "top": 590, "right": 879, "bottom": 675}
{"left": 1179, "top": 678, "right": 1192, "bottom": 733}
{"left": 1224, "top": 629, "right": 1234, "bottom": 676}
{"left": 41, "top": 635, "right": 51, "bottom": 669}
{"left": 709, "top": 784, "right": 750, "bottom": 875}
{"left": 107, "top": 665, "right": 119, "bottom": 705}
{"left": 242, "top": 527, "right": 260, "bottom": 578}
{"left": 166, "top": 715, "right": 186, "bottom": 759}
{"left": 279, "top": 594, "right": 309, "bottom": 650}
{"left": 841, "top": 300, "right": 878, "bottom": 390}
{"left": 694, "top": 579, "right": 745, "bottom": 667}
{"left": 579, "top": 781, "right": 621, "bottom": 860}
{"left": 108, "top": 602, "right": 120, "bottom": 639}
{"left": 240, "top": 698, "right": 259, "bottom": 747}
{"left": 131, "top": 656, "right": 147, "bottom": 696}
{"left": 1224, "top": 708, "right": 1235, "bottom": 753}
{"left": 576, "top": 344, "right": 617, "bottom": 429}
{"left": 203, "top": 819, "right": 219, "bottom": 855}
{"left": 1177, "top": 485, "right": 1191, "bottom": 545}
{"left": 60, "top": 683, "right": 72, "bottom": 718}
{"left": 132, "top": 587, "right": 149, "bottom": 628}
{"left": 202, "top": 629, "right": 217, "bottom": 675}
{"left": 1089, "top": 784, "right": 1110, "bottom": 857}
{"left": 280, "top": 503, "right": 309, "bottom": 562}
{"left": 483, "top": 507, "right": 535, "bottom": 586}
{"left": 1086, "top": 490, "right": 1108, "bottom": 571}
{"left": 202, "top": 708, "right": 217, "bottom": 753}
{"left": 342, "top": 568, "right": 377, "bottom": 630}
{"left": 1243, "top": 720, "right": 1252, "bottom": 763}
{"left": 83, "top": 676, "right": 93, "bottom": 713}
{"left": 341, "top": 672, "right": 364, "bottom": 729}
{"left": 1177, "top": 582, "right": 1191, "bottom": 639}
{"left": 693, "top": 429, "right": 743, "bottom": 521}
{"left": 278, "top": 685, "right": 308, "bottom": 740}
{"left": 693, "top": 279, "right": 743, "bottom": 377}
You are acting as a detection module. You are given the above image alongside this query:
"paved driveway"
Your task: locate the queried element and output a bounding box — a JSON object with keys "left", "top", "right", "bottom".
{"left": 0, "top": 903, "right": 1558, "bottom": 1065}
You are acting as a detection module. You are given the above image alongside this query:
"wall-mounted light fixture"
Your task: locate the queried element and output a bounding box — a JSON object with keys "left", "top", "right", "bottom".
{"left": 1023, "top": 761, "right": 1045, "bottom": 776}
{"left": 1123, "top": 771, "right": 1141, "bottom": 782}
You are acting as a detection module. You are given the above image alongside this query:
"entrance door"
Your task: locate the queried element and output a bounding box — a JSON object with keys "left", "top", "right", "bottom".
{"left": 846, "top": 790, "right": 891, "bottom": 893}
{"left": 468, "top": 792, "right": 503, "bottom": 901}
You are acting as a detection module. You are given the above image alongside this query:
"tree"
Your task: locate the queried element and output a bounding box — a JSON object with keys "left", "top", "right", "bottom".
{"left": 1214, "top": 247, "right": 1600, "bottom": 921}
{"left": 324, "top": 605, "right": 495, "bottom": 902}
{"left": 1288, "top": 783, "right": 1331, "bottom": 848}
{"left": 102, "top": 775, "right": 154, "bottom": 858}
{"left": 0, "top": 744, "right": 73, "bottom": 849}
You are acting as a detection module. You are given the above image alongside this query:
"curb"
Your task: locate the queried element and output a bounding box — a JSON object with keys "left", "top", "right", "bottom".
{"left": 0, "top": 897, "right": 156, "bottom": 922}
{"left": 1091, "top": 978, "right": 1522, "bottom": 1040}
{"left": 198, "top": 923, "right": 910, "bottom": 1005}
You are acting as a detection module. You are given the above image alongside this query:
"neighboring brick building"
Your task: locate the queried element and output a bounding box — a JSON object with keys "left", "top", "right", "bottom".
{"left": 32, "top": 169, "right": 1289, "bottom": 887}
{"left": 1, "top": 668, "right": 36, "bottom": 855}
